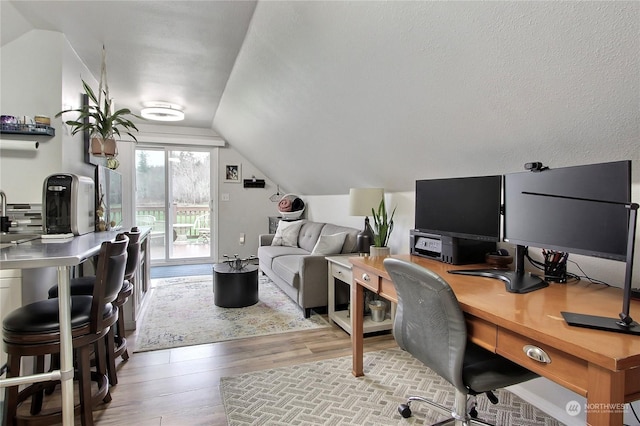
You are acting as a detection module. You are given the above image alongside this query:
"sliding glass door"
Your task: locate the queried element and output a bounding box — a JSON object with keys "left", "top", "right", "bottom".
{"left": 135, "top": 147, "right": 215, "bottom": 265}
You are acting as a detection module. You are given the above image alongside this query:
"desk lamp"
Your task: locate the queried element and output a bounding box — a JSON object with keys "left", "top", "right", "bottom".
{"left": 349, "top": 188, "right": 384, "bottom": 255}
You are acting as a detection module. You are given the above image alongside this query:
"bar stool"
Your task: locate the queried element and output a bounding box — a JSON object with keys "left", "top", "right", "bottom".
{"left": 48, "top": 227, "right": 141, "bottom": 385}
{"left": 2, "top": 234, "right": 129, "bottom": 426}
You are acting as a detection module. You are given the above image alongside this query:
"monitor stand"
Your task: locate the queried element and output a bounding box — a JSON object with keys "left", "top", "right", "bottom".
{"left": 561, "top": 311, "right": 640, "bottom": 335}
{"left": 561, "top": 202, "right": 639, "bottom": 336}
{"left": 448, "top": 269, "right": 548, "bottom": 293}
{"left": 447, "top": 244, "right": 549, "bottom": 294}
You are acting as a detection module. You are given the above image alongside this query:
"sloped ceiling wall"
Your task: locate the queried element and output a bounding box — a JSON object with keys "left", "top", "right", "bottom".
{"left": 213, "top": 1, "right": 639, "bottom": 196}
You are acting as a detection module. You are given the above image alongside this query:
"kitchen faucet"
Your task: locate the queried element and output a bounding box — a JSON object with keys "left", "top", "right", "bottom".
{"left": 0, "top": 190, "right": 9, "bottom": 233}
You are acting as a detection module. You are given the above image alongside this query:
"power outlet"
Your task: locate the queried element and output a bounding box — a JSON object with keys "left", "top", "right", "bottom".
{"left": 221, "top": 193, "right": 230, "bottom": 201}
{"left": 239, "top": 233, "right": 245, "bottom": 245}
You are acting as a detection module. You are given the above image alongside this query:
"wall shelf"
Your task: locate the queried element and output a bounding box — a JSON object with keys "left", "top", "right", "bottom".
{"left": 1, "top": 124, "right": 55, "bottom": 137}
{"left": 243, "top": 178, "right": 265, "bottom": 188}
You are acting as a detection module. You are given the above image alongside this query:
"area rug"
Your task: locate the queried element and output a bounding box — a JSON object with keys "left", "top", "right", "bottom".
{"left": 134, "top": 275, "right": 329, "bottom": 352}
{"left": 220, "top": 348, "right": 563, "bottom": 426}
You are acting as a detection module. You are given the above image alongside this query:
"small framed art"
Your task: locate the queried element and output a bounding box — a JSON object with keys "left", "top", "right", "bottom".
{"left": 224, "top": 164, "right": 241, "bottom": 183}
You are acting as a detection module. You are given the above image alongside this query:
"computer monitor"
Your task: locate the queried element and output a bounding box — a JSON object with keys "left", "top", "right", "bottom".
{"left": 450, "top": 160, "right": 634, "bottom": 298}
{"left": 502, "top": 160, "right": 639, "bottom": 334}
{"left": 504, "top": 160, "right": 631, "bottom": 262}
{"left": 414, "top": 175, "right": 502, "bottom": 242}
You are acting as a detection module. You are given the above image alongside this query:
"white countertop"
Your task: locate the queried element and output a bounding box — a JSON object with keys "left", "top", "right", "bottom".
{"left": 0, "top": 227, "right": 150, "bottom": 270}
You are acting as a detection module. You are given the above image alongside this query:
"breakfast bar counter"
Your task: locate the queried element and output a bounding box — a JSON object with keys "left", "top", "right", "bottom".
{"left": 0, "top": 228, "right": 149, "bottom": 425}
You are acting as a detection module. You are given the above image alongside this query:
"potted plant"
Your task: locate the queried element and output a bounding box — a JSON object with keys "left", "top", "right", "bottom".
{"left": 56, "top": 79, "right": 140, "bottom": 159}
{"left": 369, "top": 197, "right": 396, "bottom": 257}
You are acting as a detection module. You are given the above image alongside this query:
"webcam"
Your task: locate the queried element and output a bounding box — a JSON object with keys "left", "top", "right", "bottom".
{"left": 524, "top": 162, "right": 548, "bottom": 172}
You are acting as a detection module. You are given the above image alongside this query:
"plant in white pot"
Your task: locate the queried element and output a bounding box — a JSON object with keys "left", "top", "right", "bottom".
{"left": 370, "top": 197, "right": 396, "bottom": 257}
{"left": 56, "top": 48, "right": 141, "bottom": 162}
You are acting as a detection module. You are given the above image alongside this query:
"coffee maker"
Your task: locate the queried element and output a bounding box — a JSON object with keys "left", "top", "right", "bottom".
{"left": 43, "top": 174, "right": 95, "bottom": 235}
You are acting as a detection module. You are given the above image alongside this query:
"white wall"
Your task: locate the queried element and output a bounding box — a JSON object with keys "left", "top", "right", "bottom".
{"left": 0, "top": 30, "right": 97, "bottom": 301}
{"left": 0, "top": 30, "right": 95, "bottom": 203}
{"left": 217, "top": 147, "right": 285, "bottom": 260}
{"left": 303, "top": 191, "right": 414, "bottom": 255}
{"left": 1, "top": 30, "right": 63, "bottom": 203}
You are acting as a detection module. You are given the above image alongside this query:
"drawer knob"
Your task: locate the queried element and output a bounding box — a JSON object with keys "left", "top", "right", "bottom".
{"left": 362, "top": 273, "right": 371, "bottom": 282}
{"left": 523, "top": 345, "right": 551, "bottom": 364}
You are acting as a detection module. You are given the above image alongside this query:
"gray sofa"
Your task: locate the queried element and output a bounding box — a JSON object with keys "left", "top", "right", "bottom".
{"left": 258, "top": 220, "right": 360, "bottom": 317}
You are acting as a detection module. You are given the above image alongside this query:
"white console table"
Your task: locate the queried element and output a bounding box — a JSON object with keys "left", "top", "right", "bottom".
{"left": 326, "top": 255, "right": 394, "bottom": 335}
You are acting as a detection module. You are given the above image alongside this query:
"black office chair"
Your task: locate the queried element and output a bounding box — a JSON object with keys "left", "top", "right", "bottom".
{"left": 383, "top": 258, "right": 538, "bottom": 426}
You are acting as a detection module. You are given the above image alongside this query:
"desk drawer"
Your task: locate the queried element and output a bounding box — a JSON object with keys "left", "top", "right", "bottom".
{"left": 497, "top": 328, "right": 588, "bottom": 396}
{"left": 353, "top": 266, "right": 380, "bottom": 293}
{"left": 331, "top": 263, "right": 352, "bottom": 284}
{"left": 379, "top": 277, "right": 398, "bottom": 303}
{"left": 466, "top": 316, "right": 497, "bottom": 352}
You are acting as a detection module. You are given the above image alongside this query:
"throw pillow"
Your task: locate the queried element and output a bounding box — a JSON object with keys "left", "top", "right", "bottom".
{"left": 271, "top": 220, "right": 304, "bottom": 247}
{"left": 311, "top": 232, "right": 347, "bottom": 255}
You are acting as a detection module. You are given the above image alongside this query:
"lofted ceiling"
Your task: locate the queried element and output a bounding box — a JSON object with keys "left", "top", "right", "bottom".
{"left": 2, "top": 1, "right": 639, "bottom": 196}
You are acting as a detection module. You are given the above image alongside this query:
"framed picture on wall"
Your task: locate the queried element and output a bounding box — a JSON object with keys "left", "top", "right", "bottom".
{"left": 224, "top": 164, "right": 241, "bottom": 183}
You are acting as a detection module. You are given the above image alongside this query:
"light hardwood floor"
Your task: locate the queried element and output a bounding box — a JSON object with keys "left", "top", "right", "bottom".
{"left": 86, "top": 321, "right": 397, "bottom": 425}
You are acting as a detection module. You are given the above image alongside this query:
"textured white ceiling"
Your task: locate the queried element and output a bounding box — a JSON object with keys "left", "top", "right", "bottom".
{"left": 3, "top": 0, "right": 257, "bottom": 129}
{"left": 214, "top": 1, "right": 639, "bottom": 194}
{"left": 3, "top": 1, "right": 639, "bottom": 195}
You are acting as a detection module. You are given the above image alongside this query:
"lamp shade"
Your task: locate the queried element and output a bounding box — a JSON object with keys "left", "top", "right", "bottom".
{"left": 349, "top": 188, "right": 384, "bottom": 216}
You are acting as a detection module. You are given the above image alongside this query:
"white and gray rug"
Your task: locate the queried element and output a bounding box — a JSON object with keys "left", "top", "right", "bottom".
{"left": 134, "top": 275, "right": 329, "bottom": 352}
{"left": 220, "top": 348, "right": 563, "bottom": 426}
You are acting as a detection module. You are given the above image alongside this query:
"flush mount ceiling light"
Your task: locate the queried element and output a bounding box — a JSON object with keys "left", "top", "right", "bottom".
{"left": 141, "top": 102, "right": 185, "bottom": 121}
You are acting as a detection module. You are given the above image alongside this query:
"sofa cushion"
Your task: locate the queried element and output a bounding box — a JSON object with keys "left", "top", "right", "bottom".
{"left": 321, "top": 224, "right": 360, "bottom": 253}
{"left": 272, "top": 220, "right": 304, "bottom": 247}
{"left": 297, "top": 221, "right": 326, "bottom": 252}
{"left": 311, "top": 232, "right": 347, "bottom": 255}
{"left": 272, "top": 256, "right": 301, "bottom": 289}
{"left": 258, "top": 245, "right": 308, "bottom": 270}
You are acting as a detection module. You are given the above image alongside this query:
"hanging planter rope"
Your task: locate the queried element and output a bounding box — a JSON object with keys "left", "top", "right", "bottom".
{"left": 55, "top": 45, "right": 142, "bottom": 164}
{"left": 91, "top": 46, "right": 116, "bottom": 158}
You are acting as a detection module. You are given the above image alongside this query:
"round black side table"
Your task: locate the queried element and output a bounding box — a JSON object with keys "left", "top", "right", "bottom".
{"left": 212, "top": 263, "right": 259, "bottom": 308}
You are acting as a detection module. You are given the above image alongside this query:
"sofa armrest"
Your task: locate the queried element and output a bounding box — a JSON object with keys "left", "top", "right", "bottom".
{"left": 298, "top": 254, "right": 331, "bottom": 308}
{"left": 259, "top": 234, "right": 275, "bottom": 246}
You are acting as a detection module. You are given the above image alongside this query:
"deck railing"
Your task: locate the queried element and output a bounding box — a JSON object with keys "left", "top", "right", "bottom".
{"left": 136, "top": 204, "right": 209, "bottom": 239}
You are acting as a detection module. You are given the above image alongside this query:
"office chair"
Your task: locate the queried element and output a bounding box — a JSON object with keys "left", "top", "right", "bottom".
{"left": 383, "top": 258, "right": 538, "bottom": 426}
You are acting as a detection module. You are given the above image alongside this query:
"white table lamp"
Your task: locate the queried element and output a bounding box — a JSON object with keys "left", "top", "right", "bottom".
{"left": 349, "top": 188, "right": 384, "bottom": 255}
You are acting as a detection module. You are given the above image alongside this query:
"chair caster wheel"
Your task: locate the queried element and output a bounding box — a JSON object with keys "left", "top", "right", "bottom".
{"left": 398, "top": 404, "right": 412, "bottom": 418}
{"left": 470, "top": 407, "right": 478, "bottom": 418}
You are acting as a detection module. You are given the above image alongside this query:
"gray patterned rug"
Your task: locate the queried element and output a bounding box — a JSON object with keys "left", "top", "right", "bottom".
{"left": 134, "top": 275, "right": 329, "bottom": 352}
{"left": 220, "top": 348, "right": 563, "bottom": 426}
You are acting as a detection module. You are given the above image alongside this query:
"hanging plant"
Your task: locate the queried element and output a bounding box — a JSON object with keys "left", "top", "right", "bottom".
{"left": 55, "top": 47, "right": 142, "bottom": 158}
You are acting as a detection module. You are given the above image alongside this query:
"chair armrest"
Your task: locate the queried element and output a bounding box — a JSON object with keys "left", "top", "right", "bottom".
{"left": 259, "top": 234, "right": 275, "bottom": 246}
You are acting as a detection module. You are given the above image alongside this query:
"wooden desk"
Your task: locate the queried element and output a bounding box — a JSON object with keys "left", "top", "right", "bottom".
{"left": 350, "top": 254, "right": 640, "bottom": 426}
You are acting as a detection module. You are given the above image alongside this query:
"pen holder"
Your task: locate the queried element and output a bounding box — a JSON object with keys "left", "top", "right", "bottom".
{"left": 544, "top": 253, "right": 568, "bottom": 283}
